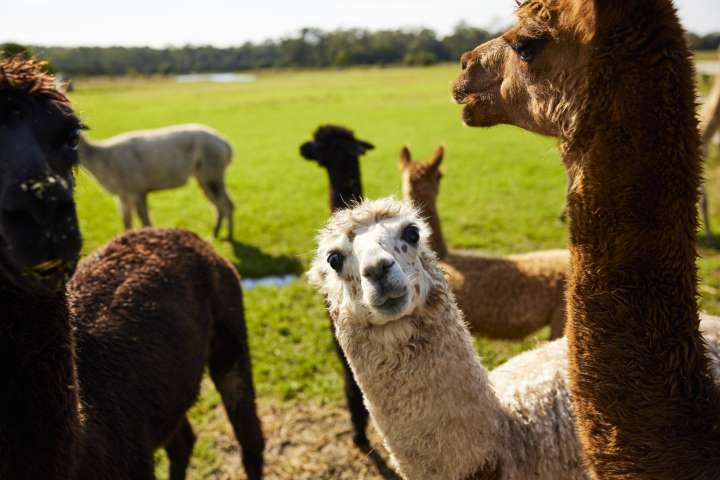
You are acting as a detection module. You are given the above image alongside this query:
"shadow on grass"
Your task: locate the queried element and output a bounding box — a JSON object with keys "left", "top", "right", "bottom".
{"left": 230, "top": 240, "right": 304, "bottom": 278}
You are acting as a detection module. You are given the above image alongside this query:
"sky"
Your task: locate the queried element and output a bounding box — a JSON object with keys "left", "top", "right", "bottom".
{"left": 5, "top": 0, "right": 719, "bottom": 48}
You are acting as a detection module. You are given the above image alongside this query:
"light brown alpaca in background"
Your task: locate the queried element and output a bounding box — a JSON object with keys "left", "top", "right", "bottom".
{"left": 453, "top": 0, "right": 720, "bottom": 477}
{"left": 400, "top": 146, "right": 568, "bottom": 339}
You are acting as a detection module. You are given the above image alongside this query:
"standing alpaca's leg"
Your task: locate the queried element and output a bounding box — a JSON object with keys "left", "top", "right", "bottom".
{"left": 330, "top": 317, "right": 370, "bottom": 450}
{"left": 219, "top": 186, "right": 235, "bottom": 242}
{"left": 165, "top": 416, "right": 196, "bottom": 480}
{"left": 197, "top": 178, "right": 234, "bottom": 240}
{"left": 118, "top": 196, "right": 133, "bottom": 230}
{"left": 208, "top": 288, "right": 264, "bottom": 480}
{"left": 133, "top": 193, "right": 152, "bottom": 227}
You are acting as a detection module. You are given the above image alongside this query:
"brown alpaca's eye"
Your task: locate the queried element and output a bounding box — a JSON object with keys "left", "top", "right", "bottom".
{"left": 512, "top": 38, "right": 546, "bottom": 62}
{"left": 401, "top": 224, "right": 420, "bottom": 246}
{"left": 327, "top": 252, "right": 344, "bottom": 272}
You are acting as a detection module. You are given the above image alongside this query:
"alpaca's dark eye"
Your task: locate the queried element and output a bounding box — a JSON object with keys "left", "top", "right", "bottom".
{"left": 401, "top": 224, "right": 420, "bottom": 246}
{"left": 327, "top": 252, "right": 344, "bottom": 272}
{"left": 66, "top": 132, "right": 80, "bottom": 150}
{"left": 512, "top": 38, "right": 546, "bottom": 63}
{"left": 58, "top": 128, "right": 80, "bottom": 151}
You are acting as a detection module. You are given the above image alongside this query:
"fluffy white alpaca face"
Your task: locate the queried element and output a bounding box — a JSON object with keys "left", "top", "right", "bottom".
{"left": 310, "top": 199, "right": 435, "bottom": 326}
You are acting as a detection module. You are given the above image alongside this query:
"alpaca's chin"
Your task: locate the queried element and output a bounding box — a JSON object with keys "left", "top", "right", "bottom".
{"left": 367, "top": 294, "right": 410, "bottom": 325}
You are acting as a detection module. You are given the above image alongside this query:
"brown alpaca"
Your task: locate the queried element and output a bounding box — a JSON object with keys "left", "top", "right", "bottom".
{"left": 400, "top": 146, "right": 568, "bottom": 339}
{"left": 0, "top": 58, "right": 264, "bottom": 480}
{"left": 67, "top": 228, "right": 264, "bottom": 480}
{"left": 453, "top": 0, "right": 720, "bottom": 478}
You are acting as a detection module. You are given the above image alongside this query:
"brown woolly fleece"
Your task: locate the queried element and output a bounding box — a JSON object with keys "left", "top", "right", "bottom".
{"left": 67, "top": 228, "right": 264, "bottom": 479}
{"left": 400, "top": 146, "right": 568, "bottom": 339}
{"left": 453, "top": 0, "right": 720, "bottom": 478}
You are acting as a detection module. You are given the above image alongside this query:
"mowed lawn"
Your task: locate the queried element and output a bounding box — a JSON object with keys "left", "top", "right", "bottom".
{"left": 67, "top": 63, "right": 720, "bottom": 477}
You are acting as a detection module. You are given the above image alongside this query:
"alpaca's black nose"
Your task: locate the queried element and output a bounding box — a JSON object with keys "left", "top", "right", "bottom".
{"left": 362, "top": 258, "right": 395, "bottom": 283}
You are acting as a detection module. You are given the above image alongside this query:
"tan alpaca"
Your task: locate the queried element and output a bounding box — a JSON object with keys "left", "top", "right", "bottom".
{"left": 400, "top": 146, "right": 568, "bottom": 339}
{"left": 453, "top": 0, "right": 720, "bottom": 477}
{"left": 309, "top": 198, "right": 720, "bottom": 480}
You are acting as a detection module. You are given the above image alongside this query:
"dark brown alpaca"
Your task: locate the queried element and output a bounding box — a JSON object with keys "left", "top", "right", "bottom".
{"left": 400, "top": 146, "right": 568, "bottom": 340}
{"left": 67, "top": 228, "right": 264, "bottom": 480}
{"left": 0, "top": 58, "right": 264, "bottom": 479}
{"left": 300, "top": 125, "right": 377, "bottom": 449}
{"left": 453, "top": 0, "right": 720, "bottom": 478}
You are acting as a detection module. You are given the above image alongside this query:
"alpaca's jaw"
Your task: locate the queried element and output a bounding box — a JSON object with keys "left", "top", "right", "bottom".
{"left": 367, "top": 292, "right": 410, "bottom": 325}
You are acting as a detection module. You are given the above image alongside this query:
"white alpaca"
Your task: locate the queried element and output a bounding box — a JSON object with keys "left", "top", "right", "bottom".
{"left": 78, "top": 124, "right": 235, "bottom": 239}
{"left": 309, "top": 197, "right": 720, "bottom": 480}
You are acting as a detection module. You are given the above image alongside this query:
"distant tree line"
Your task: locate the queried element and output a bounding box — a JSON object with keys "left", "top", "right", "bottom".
{"left": 3, "top": 26, "right": 719, "bottom": 77}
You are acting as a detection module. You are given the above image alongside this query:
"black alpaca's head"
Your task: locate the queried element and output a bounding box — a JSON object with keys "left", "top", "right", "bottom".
{"left": 0, "top": 58, "right": 83, "bottom": 291}
{"left": 300, "top": 125, "right": 374, "bottom": 211}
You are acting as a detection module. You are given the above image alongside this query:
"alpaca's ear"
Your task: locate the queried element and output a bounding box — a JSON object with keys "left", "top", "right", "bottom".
{"left": 399, "top": 146, "right": 412, "bottom": 170}
{"left": 428, "top": 146, "right": 444, "bottom": 170}
{"left": 359, "top": 140, "right": 375, "bottom": 152}
{"left": 340, "top": 139, "right": 374, "bottom": 157}
{"left": 354, "top": 140, "right": 375, "bottom": 156}
{"left": 306, "top": 264, "right": 328, "bottom": 291}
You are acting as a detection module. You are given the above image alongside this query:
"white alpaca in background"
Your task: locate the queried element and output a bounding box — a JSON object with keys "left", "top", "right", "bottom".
{"left": 79, "top": 123, "right": 235, "bottom": 239}
{"left": 309, "top": 197, "right": 720, "bottom": 480}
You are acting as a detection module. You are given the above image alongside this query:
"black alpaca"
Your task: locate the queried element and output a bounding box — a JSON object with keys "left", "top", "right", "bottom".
{"left": 0, "top": 57, "right": 264, "bottom": 480}
{"left": 301, "top": 125, "right": 374, "bottom": 448}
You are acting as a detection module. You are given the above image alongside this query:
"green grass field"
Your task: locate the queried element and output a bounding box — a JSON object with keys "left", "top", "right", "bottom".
{"left": 67, "top": 63, "right": 720, "bottom": 478}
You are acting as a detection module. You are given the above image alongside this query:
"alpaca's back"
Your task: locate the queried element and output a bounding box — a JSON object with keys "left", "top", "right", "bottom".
{"left": 67, "top": 228, "right": 262, "bottom": 477}
{"left": 88, "top": 124, "right": 232, "bottom": 194}
{"left": 443, "top": 249, "right": 569, "bottom": 339}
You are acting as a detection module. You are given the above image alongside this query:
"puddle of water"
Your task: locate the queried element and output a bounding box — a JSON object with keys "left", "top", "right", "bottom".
{"left": 241, "top": 274, "right": 298, "bottom": 290}
{"left": 175, "top": 72, "right": 257, "bottom": 84}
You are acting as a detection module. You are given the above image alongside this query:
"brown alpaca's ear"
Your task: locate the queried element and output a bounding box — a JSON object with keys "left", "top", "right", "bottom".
{"left": 428, "top": 146, "right": 444, "bottom": 170}
{"left": 399, "top": 146, "right": 412, "bottom": 170}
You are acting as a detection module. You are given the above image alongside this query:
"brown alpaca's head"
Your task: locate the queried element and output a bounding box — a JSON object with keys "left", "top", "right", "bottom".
{"left": 399, "top": 146, "right": 444, "bottom": 210}
{"left": 0, "top": 57, "right": 83, "bottom": 291}
{"left": 452, "top": 0, "right": 596, "bottom": 138}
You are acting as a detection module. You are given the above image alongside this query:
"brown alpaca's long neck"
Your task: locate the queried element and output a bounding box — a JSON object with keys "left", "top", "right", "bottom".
{"left": 565, "top": 8, "right": 720, "bottom": 476}
{"left": 78, "top": 136, "right": 105, "bottom": 175}
{"left": 403, "top": 181, "right": 448, "bottom": 258}
{"left": 0, "top": 282, "right": 82, "bottom": 478}
{"left": 415, "top": 200, "right": 448, "bottom": 259}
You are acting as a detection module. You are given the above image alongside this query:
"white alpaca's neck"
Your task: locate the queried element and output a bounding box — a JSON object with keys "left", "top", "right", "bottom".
{"left": 336, "top": 295, "right": 508, "bottom": 480}
{"left": 78, "top": 136, "right": 104, "bottom": 173}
